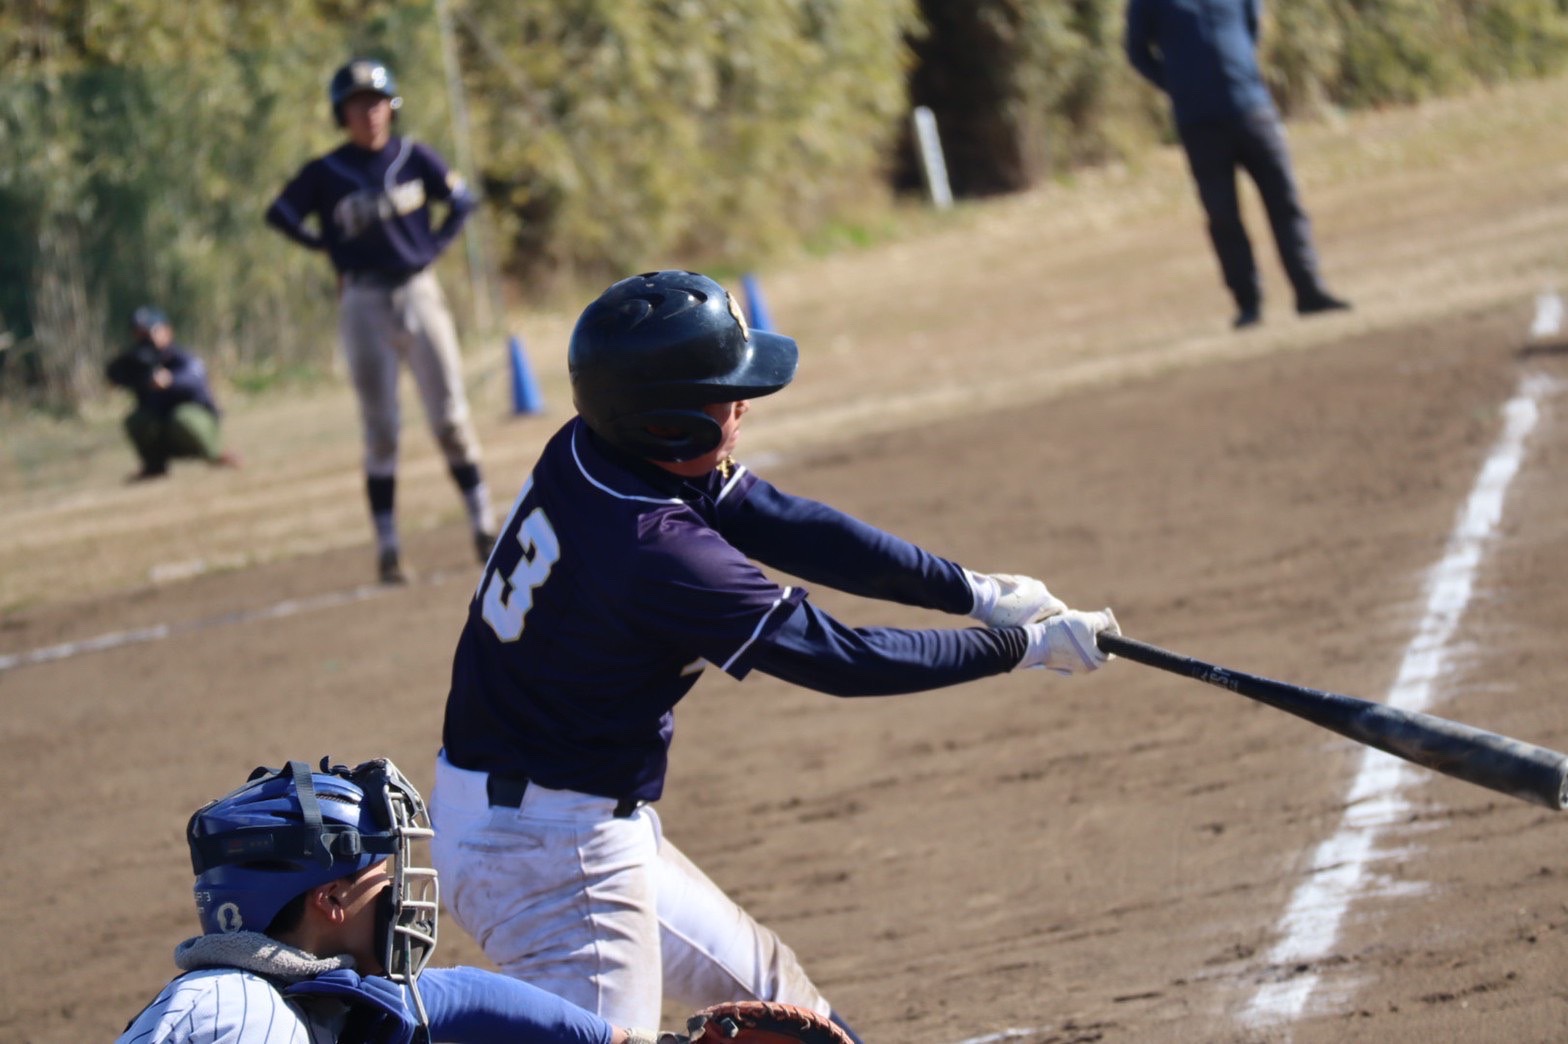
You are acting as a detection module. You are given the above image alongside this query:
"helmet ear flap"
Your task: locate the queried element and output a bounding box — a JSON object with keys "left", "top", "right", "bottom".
{"left": 614, "top": 408, "right": 725, "bottom": 462}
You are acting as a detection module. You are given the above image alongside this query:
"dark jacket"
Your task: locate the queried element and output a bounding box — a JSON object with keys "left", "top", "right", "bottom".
{"left": 105, "top": 341, "right": 219, "bottom": 417}
{"left": 1125, "top": 0, "right": 1274, "bottom": 127}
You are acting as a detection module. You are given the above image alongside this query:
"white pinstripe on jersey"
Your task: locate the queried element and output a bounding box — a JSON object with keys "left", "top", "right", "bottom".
{"left": 117, "top": 968, "right": 338, "bottom": 1044}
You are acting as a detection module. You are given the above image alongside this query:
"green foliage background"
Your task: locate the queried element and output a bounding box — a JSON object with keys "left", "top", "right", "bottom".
{"left": 5, "top": 0, "right": 1568, "bottom": 412}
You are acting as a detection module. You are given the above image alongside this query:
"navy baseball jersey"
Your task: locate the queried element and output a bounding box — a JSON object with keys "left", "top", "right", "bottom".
{"left": 265, "top": 136, "right": 474, "bottom": 276}
{"left": 443, "top": 418, "right": 1029, "bottom": 803}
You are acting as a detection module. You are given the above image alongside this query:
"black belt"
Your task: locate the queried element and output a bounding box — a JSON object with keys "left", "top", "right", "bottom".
{"left": 344, "top": 268, "right": 419, "bottom": 288}
{"left": 486, "top": 773, "right": 644, "bottom": 818}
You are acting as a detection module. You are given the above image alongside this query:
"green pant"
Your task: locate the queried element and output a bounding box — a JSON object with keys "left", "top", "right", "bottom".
{"left": 125, "top": 402, "right": 223, "bottom": 473}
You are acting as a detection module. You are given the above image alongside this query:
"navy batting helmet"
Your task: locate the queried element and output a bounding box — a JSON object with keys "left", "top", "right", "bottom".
{"left": 568, "top": 271, "right": 798, "bottom": 461}
{"left": 329, "top": 59, "right": 402, "bottom": 126}
{"left": 187, "top": 758, "right": 437, "bottom": 987}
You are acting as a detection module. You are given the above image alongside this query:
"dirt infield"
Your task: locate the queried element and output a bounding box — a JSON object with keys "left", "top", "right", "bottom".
{"left": 6, "top": 79, "right": 1568, "bottom": 1042}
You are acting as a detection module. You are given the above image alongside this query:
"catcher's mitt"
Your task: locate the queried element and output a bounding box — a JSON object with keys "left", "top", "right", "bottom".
{"left": 671, "top": 1001, "right": 854, "bottom": 1043}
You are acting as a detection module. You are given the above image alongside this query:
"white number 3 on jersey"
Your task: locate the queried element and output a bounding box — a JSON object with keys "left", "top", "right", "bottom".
{"left": 481, "top": 479, "right": 561, "bottom": 642}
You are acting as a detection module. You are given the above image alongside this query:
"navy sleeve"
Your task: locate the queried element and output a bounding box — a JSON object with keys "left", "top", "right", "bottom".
{"left": 418, "top": 967, "right": 616, "bottom": 1044}
{"left": 161, "top": 350, "right": 213, "bottom": 408}
{"left": 722, "top": 478, "right": 973, "bottom": 615}
{"left": 265, "top": 161, "right": 326, "bottom": 251}
{"left": 1125, "top": 0, "right": 1166, "bottom": 90}
{"left": 413, "top": 143, "right": 474, "bottom": 254}
{"left": 743, "top": 599, "right": 1026, "bottom": 696}
{"left": 1247, "top": 0, "right": 1261, "bottom": 42}
{"left": 104, "top": 349, "right": 147, "bottom": 390}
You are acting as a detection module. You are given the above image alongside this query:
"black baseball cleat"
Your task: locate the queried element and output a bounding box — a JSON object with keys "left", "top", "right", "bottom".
{"left": 474, "top": 530, "right": 497, "bottom": 566}
{"left": 378, "top": 548, "right": 409, "bottom": 585}
{"left": 127, "top": 463, "right": 170, "bottom": 483}
{"left": 1233, "top": 305, "right": 1262, "bottom": 330}
{"left": 1297, "top": 291, "right": 1352, "bottom": 316}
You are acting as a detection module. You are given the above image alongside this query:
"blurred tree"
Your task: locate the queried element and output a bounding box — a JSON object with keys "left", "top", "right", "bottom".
{"left": 4, "top": 0, "right": 1568, "bottom": 412}
{"left": 450, "top": 0, "right": 920, "bottom": 289}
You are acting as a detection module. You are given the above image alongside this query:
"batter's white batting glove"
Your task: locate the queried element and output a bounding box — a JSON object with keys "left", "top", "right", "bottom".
{"left": 1018, "top": 608, "right": 1120, "bottom": 675}
{"left": 967, "top": 570, "right": 1068, "bottom": 627}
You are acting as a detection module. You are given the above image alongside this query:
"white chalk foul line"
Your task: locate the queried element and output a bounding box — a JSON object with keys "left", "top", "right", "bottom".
{"left": 0, "top": 567, "right": 470, "bottom": 675}
{"left": 1239, "top": 371, "right": 1555, "bottom": 1028}
{"left": 953, "top": 1028, "right": 1052, "bottom": 1044}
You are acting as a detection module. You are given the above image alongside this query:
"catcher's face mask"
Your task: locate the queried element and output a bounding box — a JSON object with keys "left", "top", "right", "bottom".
{"left": 344, "top": 758, "right": 439, "bottom": 1012}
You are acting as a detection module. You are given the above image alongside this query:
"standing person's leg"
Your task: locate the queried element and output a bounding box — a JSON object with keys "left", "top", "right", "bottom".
{"left": 1180, "top": 120, "right": 1261, "bottom": 326}
{"left": 429, "top": 756, "right": 664, "bottom": 1028}
{"left": 652, "top": 825, "right": 863, "bottom": 1041}
{"left": 339, "top": 283, "right": 405, "bottom": 581}
{"left": 402, "top": 271, "right": 495, "bottom": 562}
{"left": 1236, "top": 107, "right": 1348, "bottom": 313}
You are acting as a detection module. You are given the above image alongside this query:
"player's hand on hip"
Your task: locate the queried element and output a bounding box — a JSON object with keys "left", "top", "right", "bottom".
{"left": 967, "top": 571, "right": 1067, "bottom": 626}
{"left": 1018, "top": 608, "right": 1120, "bottom": 675}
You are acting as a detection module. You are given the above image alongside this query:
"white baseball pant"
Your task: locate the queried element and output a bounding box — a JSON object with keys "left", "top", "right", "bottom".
{"left": 338, "top": 269, "right": 482, "bottom": 477}
{"left": 430, "top": 751, "right": 832, "bottom": 1029}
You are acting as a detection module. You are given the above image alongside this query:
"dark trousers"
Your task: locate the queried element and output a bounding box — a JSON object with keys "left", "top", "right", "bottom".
{"left": 1178, "top": 107, "right": 1328, "bottom": 311}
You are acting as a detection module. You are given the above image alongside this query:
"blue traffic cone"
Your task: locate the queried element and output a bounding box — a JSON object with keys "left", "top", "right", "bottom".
{"left": 509, "top": 334, "right": 544, "bottom": 415}
{"left": 741, "top": 272, "right": 774, "bottom": 331}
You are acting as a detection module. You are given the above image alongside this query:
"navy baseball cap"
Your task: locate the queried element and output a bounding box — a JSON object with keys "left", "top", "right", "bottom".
{"left": 131, "top": 306, "right": 168, "bottom": 331}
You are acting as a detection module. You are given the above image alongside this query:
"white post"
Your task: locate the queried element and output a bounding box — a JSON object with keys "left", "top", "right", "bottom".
{"left": 912, "top": 106, "right": 954, "bottom": 210}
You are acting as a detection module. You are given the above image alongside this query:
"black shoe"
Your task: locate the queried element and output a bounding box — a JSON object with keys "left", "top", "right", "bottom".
{"left": 1297, "top": 292, "right": 1351, "bottom": 316}
{"left": 474, "top": 530, "right": 497, "bottom": 566}
{"left": 378, "top": 548, "right": 408, "bottom": 585}
{"left": 1233, "top": 305, "right": 1262, "bottom": 330}
{"left": 127, "top": 464, "right": 169, "bottom": 483}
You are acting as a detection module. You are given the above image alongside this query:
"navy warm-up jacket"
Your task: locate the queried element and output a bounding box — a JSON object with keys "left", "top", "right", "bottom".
{"left": 1124, "top": 0, "right": 1274, "bottom": 127}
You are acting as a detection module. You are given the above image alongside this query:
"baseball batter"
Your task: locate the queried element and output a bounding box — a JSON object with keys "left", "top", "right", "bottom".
{"left": 265, "top": 58, "right": 495, "bottom": 584}
{"left": 430, "top": 271, "right": 1121, "bottom": 1040}
{"left": 117, "top": 755, "right": 698, "bottom": 1044}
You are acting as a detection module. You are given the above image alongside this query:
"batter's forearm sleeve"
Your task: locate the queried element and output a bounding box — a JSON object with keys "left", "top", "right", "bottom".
{"left": 746, "top": 600, "right": 1027, "bottom": 696}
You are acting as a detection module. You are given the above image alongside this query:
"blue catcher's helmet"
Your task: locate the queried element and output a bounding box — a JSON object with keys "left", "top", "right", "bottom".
{"left": 329, "top": 59, "right": 402, "bottom": 126}
{"left": 187, "top": 758, "right": 438, "bottom": 989}
{"left": 568, "top": 271, "right": 798, "bottom": 462}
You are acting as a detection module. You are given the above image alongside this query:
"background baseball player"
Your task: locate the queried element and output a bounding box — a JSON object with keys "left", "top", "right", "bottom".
{"left": 430, "top": 271, "right": 1121, "bottom": 1040}
{"left": 105, "top": 306, "right": 240, "bottom": 481}
{"left": 119, "top": 755, "right": 836, "bottom": 1044}
{"left": 1124, "top": 0, "right": 1351, "bottom": 329}
{"left": 265, "top": 58, "right": 495, "bottom": 584}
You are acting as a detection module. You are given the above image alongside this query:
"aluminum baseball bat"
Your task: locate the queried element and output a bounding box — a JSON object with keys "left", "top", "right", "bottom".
{"left": 1097, "top": 632, "right": 1568, "bottom": 810}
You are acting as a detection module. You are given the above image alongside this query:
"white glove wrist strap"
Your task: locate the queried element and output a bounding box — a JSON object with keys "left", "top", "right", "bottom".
{"left": 965, "top": 569, "right": 1000, "bottom": 621}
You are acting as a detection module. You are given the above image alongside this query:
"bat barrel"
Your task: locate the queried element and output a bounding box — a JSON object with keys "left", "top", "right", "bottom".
{"left": 1099, "top": 633, "right": 1568, "bottom": 810}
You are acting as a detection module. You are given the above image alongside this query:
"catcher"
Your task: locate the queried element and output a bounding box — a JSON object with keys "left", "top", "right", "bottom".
{"left": 432, "top": 270, "right": 1120, "bottom": 1040}
{"left": 117, "top": 754, "right": 848, "bottom": 1044}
